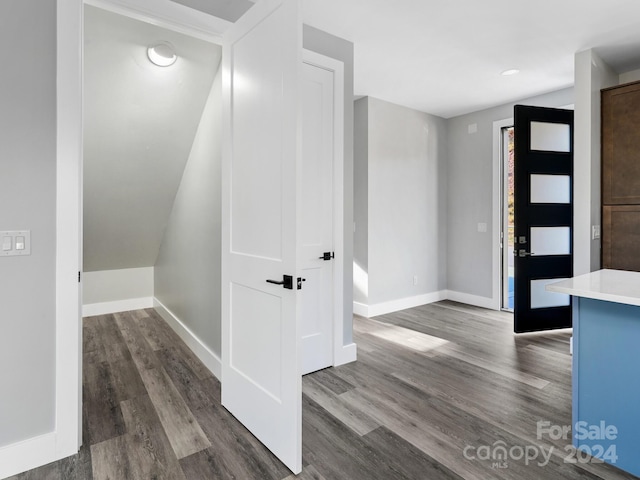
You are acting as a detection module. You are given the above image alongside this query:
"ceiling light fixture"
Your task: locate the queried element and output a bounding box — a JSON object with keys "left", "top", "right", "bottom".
{"left": 501, "top": 68, "right": 520, "bottom": 76}
{"left": 147, "top": 42, "right": 177, "bottom": 67}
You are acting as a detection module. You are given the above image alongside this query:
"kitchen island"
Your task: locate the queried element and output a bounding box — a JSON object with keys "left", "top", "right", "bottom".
{"left": 548, "top": 269, "right": 640, "bottom": 477}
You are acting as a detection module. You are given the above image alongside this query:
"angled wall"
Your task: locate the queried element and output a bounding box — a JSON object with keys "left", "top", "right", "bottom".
{"left": 154, "top": 66, "right": 223, "bottom": 369}
{"left": 83, "top": 6, "right": 220, "bottom": 272}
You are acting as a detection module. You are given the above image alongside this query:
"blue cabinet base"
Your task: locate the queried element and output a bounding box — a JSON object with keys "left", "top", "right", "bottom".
{"left": 573, "top": 297, "right": 640, "bottom": 476}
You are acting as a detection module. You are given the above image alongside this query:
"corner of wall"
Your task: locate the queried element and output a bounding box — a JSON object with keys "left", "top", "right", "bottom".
{"left": 153, "top": 63, "right": 223, "bottom": 358}
{"left": 82, "top": 267, "right": 155, "bottom": 316}
{"left": 353, "top": 96, "right": 369, "bottom": 306}
{"left": 573, "top": 49, "right": 618, "bottom": 276}
{"left": 153, "top": 298, "right": 221, "bottom": 379}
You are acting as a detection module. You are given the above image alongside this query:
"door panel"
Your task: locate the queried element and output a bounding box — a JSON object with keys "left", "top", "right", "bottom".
{"left": 221, "top": 0, "right": 302, "bottom": 473}
{"left": 300, "top": 60, "right": 334, "bottom": 375}
{"left": 514, "top": 105, "right": 573, "bottom": 333}
{"left": 530, "top": 174, "right": 570, "bottom": 204}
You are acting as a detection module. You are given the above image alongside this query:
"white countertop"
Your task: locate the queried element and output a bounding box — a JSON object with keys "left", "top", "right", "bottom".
{"left": 546, "top": 269, "right": 640, "bottom": 307}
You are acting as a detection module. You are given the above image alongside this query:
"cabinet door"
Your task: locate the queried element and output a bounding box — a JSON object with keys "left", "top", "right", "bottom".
{"left": 602, "top": 81, "right": 640, "bottom": 204}
{"left": 603, "top": 205, "right": 640, "bottom": 271}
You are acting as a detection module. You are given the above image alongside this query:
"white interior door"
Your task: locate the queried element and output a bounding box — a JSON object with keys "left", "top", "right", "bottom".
{"left": 221, "top": 0, "right": 302, "bottom": 474}
{"left": 300, "top": 59, "right": 335, "bottom": 375}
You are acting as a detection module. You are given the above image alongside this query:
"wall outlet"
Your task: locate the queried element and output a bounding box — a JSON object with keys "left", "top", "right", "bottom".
{"left": 592, "top": 225, "right": 600, "bottom": 240}
{"left": 413, "top": 275, "right": 418, "bottom": 286}
{"left": 478, "top": 222, "right": 487, "bottom": 233}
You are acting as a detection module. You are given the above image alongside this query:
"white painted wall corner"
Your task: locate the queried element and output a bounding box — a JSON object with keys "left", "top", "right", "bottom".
{"left": 153, "top": 298, "right": 221, "bottom": 379}
{"left": 355, "top": 291, "right": 447, "bottom": 318}
{"left": 445, "top": 290, "right": 497, "bottom": 310}
{"left": 354, "top": 289, "right": 497, "bottom": 318}
{"left": 82, "top": 297, "right": 155, "bottom": 317}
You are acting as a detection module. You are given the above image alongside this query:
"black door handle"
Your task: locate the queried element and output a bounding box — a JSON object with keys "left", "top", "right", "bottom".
{"left": 319, "top": 252, "right": 335, "bottom": 261}
{"left": 266, "top": 275, "right": 293, "bottom": 290}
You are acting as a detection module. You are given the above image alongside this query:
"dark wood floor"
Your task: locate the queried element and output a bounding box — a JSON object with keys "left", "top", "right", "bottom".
{"left": 8, "top": 301, "right": 638, "bottom": 479}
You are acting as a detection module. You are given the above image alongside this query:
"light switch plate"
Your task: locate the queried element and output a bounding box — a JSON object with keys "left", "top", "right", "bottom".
{"left": 0, "top": 230, "right": 31, "bottom": 256}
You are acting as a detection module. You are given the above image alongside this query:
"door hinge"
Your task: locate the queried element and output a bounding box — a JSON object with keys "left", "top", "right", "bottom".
{"left": 78, "top": 271, "right": 81, "bottom": 283}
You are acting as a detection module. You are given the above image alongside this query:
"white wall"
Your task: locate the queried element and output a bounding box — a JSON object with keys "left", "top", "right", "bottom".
{"left": 355, "top": 97, "right": 448, "bottom": 316}
{"left": 446, "top": 88, "right": 574, "bottom": 304}
{"left": 353, "top": 98, "right": 368, "bottom": 305}
{"left": 619, "top": 68, "right": 640, "bottom": 84}
{"left": 154, "top": 65, "right": 223, "bottom": 361}
{"left": 0, "top": 0, "right": 56, "bottom": 449}
{"left": 83, "top": 267, "right": 154, "bottom": 316}
{"left": 573, "top": 50, "right": 617, "bottom": 275}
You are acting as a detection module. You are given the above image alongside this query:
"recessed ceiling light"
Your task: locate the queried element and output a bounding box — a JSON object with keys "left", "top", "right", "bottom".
{"left": 501, "top": 69, "right": 520, "bottom": 76}
{"left": 147, "top": 42, "right": 177, "bottom": 67}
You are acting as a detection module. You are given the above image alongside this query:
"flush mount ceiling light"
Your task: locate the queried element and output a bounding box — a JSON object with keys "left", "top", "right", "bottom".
{"left": 147, "top": 42, "right": 177, "bottom": 67}
{"left": 501, "top": 68, "right": 520, "bottom": 76}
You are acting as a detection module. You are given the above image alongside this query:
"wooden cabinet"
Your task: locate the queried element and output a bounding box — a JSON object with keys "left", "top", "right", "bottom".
{"left": 602, "top": 81, "right": 640, "bottom": 205}
{"left": 602, "top": 81, "right": 640, "bottom": 271}
{"left": 603, "top": 206, "right": 640, "bottom": 271}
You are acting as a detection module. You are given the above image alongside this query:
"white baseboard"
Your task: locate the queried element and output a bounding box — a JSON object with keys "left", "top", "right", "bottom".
{"left": 356, "top": 291, "right": 447, "bottom": 318}
{"left": 353, "top": 290, "right": 500, "bottom": 318}
{"left": 353, "top": 301, "right": 369, "bottom": 317}
{"left": 334, "top": 342, "right": 357, "bottom": 366}
{"left": 0, "top": 432, "right": 60, "bottom": 479}
{"left": 445, "top": 290, "right": 497, "bottom": 310}
{"left": 153, "top": 298, "right": 221, "bottom": 380}
{"left": 82, "top": 297, "right": 154, "bottom": 317}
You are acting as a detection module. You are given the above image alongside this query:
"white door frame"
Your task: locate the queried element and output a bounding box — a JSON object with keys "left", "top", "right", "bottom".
{"left": 47, "top": 2, "right": 350, "bottom": 478}
{"left": 302, "top": 50, "right": 346, "bottom": 368}
{"left": 492, "top": 117, "right": 513, "bottom": 311}
{"left": 44, "top": 1, "right": 229, "bottom": 476}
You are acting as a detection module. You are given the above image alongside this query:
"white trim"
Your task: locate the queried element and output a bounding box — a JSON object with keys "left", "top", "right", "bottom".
{"left": 56, "top": 0, "right": 83, "bottom": 462}
{"left": 358, "top": 291, "right": 448, "bottom": 318}
{"left": 84, "top": 0, "right": 230, "bottom": 42}
{"left": 493, "top": 117, "right": 513, "bottom": 312}
{"left": 334, "top": 343, "right": 357, "bottom": 366}
{"left": 83, "top": 297, "right": 154, "bottom": 317}
{"left": 353, "top": 301, "right": 369, "bottom": 318}
{"left": 302, "top": 49, "right": 350, "bottom": 368}
{"left": 354, "top": 290, "right": 497, "bottom": 318}
{"left": 154, "top": 298, "right": 221, "bottom": 379}
{"left": 0, "top": 433, "right": 57, "bottom": 479}
{"left": 446, "top": 290, "right": 496, "bottom": 310}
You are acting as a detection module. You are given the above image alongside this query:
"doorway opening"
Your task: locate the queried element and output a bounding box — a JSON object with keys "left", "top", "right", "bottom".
{"left": 501, "top": 125, "right": 515, "bottom": 311}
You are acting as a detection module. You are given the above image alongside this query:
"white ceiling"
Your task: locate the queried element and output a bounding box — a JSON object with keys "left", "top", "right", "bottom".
{"left": 302, "top": 0, "right": 640, "bottom": 118}
{"left": 84, "top": 5, "right": 221, "bottom": 271}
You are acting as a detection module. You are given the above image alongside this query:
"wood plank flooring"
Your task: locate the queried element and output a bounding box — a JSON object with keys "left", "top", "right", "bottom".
{"left": 8, "top": 301, "right": 639, "bottom": 479}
